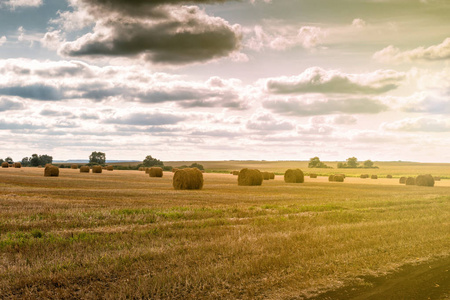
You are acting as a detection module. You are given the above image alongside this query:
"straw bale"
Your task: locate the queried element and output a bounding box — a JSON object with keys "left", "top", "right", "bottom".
{"left": 173, "top": 168, "right": 203, "bottom": 190}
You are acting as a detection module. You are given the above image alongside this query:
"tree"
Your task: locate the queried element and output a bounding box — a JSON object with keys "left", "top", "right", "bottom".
{"left": 30, "top": 154, "right": 40, "bottom": 166}
{"left": 5, "top": 157, "right": 13, "bottom": 164}
{"left": 39, "top": 155, "right": 53, "bottom": 166}
{"left": 363, "top": 160, "right": 374, "bottom": 168}
{"left": 142, "top": 155, "right": 164, "bottom": 167}
{"left": 308, "top": 157, "right": 330, "bottom": 168}
{"left": 346, "top": 157, "right": 358, "bottom": 168}
{"left": 89, "top": 151, "right": 106, "bottom": 165}
{"left": 190, "top": 163, "right": 204, "bottom": 170}
{"left": 21, "top": 157, "right": 30, "bottom": 167}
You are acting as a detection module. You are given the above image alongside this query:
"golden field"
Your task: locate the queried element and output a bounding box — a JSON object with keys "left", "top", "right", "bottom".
{"left": 0, "top": 164, "right": 449, "bottom": 299}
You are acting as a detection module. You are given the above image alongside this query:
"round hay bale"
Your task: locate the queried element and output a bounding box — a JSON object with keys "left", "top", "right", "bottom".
{"left": 145, "top": 168, "right": 151, "bottom": 174}
{"left": 1, "top": 162, "right": 9, "bottom": 168}
{"left": 149, "top": 167, "right": 163, "bottom": 177}
{"left": 284, "top": 169, "right": 304, "bottom": 183}
{"left": 416, "top": 174, "right": 435, "bottom": 187}
{"left": 80, "top": 166, "right": 90, "bottom": 173}
{"left": 92, "top": 165, "right": 102, "bottom": 173}
{"left": 238, "top": 168, "right": 263, "bottom": 186}
{"left": 106, "top": 165, "right": 114, "bottom": 171}
{"left": 261, "top": 172, "right": 271, "bottom": 180}
{"left": 44, "top": 165, "right": 59, "bottom": 177}
{"left": 334, "top": 175, "right": 344, "bottom": 182}
{"left": 405, "top": 177, "right": 416, "bottom": 185}
{"left": 13, "top": 162, "right": 21, "bottom": 168}
{"left": 361, "top": 174, "right": 369, "bottom": 179}
{"left": 71, "top": 164, "right": 78, "bottom": 169}
{"left": 371, "top": 175, "right": 378, "bottom": 179}
{"left": 434, "top": 176, "right": 441, "bottom": 181}
{"left": 310, "top": 174, "right": 317, "bottom": 178}
{"left": 386, "top": 174, "right": 393, "bottom": 179}
{"left": 269, "top": 172, "right": 275, "bottom": 180}
{"left": 173, "top": 168, "right": 203, "bottom": 190}
{"left": 328, "top": 175, "right": 335, "bottom": 182}
{"left": 399, "top": 177, "right": 406, "bottom": 184}
{"left": 232, "top": 171, "right": 240, "bottom": 176}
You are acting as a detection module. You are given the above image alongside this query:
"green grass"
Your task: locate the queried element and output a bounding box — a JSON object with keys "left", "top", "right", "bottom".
{"left": 0, "top": 167, "right": 449, "bottom": 299}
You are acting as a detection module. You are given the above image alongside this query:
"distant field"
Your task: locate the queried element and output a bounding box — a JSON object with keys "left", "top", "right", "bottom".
{"left": 0, "top": 167, "right": 449, "bottom": 299}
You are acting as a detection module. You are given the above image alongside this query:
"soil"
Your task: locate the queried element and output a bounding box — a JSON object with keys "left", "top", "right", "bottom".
{"left": 312, "top": 256, "right": 450, "bottom": 300}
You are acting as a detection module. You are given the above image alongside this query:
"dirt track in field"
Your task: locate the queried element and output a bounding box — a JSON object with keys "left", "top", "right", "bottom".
{"left": 313, "top": 256, "right": 450, "bottom": 300}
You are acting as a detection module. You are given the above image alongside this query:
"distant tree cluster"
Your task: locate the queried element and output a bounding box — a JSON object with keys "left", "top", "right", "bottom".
{"left": 337, "top": 157, "right": 378, "bottom": 169}
{"left": 177, "top": 162, "right": 204, "bottom": 170}
{"left": 20, "top": 154, "right": 53, "bottom": 167}
{"left": 308, "top": 157, "right": 332, "bottom": 168}
{"left": 142, "top": 155, "right": 164, "bottom": 167}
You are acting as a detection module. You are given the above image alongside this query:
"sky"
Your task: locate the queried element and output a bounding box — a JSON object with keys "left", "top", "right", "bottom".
{"left": 1, "top": 0, "right": 450, "bottom": 163}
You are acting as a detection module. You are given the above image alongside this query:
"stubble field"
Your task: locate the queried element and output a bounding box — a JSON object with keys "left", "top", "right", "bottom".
{"left": 0, "top": 164, "right": 449, "bottom": 299}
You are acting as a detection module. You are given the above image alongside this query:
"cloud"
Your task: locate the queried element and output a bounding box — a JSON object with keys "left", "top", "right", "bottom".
{"left": 245, "top": 24, "right": 324, "bottom": 51}
{"left": 104, "top": 112, "right": 186, "bottom": 126}
{"left": 57, "top": 1, "right": 242, "bottom": 65}
{"left": 374, "top": 37, "right": 450, "bottom": 62}
{"left": 0, "top": 59, "right": 248, "bottom": 108}
{"left": 263, "top": 97, "right": 388, "bottom": 116}
{"left": 264, "top": 67, "right": 404, "bottom": 95}
{"left": 41, "top": 30, "right": 65, "bottom": 50}
{"left": 0, "top": 98, "right": 24, "bottom": 111}
{"left": 2, "top": 0, "right": 42, "bottom": 9}
{"left": 0, "top": 36, "right": 6, "bottom": 46}
{"left": 0, "top": 84, "right": 63, "bottom": 101}
{"left": 383, "top": 117, "right": 450, "bottom": 132}
{"left": 246, "top": 112, "right": 295, "bottom": 131}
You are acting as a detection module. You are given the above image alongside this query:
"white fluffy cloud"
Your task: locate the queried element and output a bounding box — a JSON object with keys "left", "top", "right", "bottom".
{"left": 383, "top": 117, "right": 450, "bottom": 132}
{"left": 374, "top": 37, "right": 450, "bottom": 62}
{"left": 0, "top": 36, "right": 6, "bottom": 46}
{"left": 3, "top": 0, "right": 42, "bottom": 9}
{"left": 263, "top": 67, "right": 405, "bottom": 94}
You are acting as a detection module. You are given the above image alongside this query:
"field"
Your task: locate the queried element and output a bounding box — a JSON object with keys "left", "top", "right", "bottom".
{"left": 0, "top": 163, "right": 449, "bottom": 299}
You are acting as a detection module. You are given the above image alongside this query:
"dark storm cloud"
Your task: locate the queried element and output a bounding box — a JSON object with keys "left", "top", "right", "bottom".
{"left": 0, "top": 84, "right": 63, "bottom": 101}
{"left": 263, "top": 98, "right": 388, "bottom": 116}
{"left": 59, "top": 2, "right": 242, "bottom": 64}
{"left": 104, "top": 112, "right": 186, "bottom": 126}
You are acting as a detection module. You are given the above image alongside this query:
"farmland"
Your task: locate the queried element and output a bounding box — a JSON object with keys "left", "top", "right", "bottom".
{"left": 0, "top": 163, "right": 449, "bottom": 299}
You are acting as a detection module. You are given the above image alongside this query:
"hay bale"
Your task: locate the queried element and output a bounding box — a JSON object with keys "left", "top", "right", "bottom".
{"left": 399, "top": 177, "right": 406, "bottom": 184}
{"left": 1, "top": 162, "right": 9, "bottom": 168}
{"left": 371, "top": 175, "right": 378, "bottom": 179}
{"left": 92, "top": 165, "right": 102, "bottom": 173}
{"left": 434, "top": 176, "right": 441, "bottom": 181}
{"left": 80, "top": 166, "right": 90, "bottom": 173}
{"left": 328, "top": 175, "right": 335, "bottom": 182}
{"left": 334, "top": 175, "right": 344, "bottom": 182}
{"left": 172, "top": 168, "right": 179, "bottom": 173}
{"left": 269, "top": 172, "right": 275, "bottom": 180}
{"left": 416, "top": 174, "right": 435, "bottom": 187}
{"left": 149, "top": 167, "right": 163, "bottom": 177}
{"left": 360, "top": 174, "right": 369, "bottom": 179}
{"left": 145, "top": 168, "right": 151, "bottom": 174}
{"left": 238, "top": 168, "right": 263, "bottom": 186}
{"left": 13, "top": 162, "right": 21, "bottom": 168}
{"left": 386, "top": 174, "right": 393, "bottom": 178}
{"left": 284, "top": 169, "right": 304, "bottom": 183}
{"left": 310, "top": 174, "right": 317, "bottom": 178}
{"left": 405, "top": 177, "right": 416, "bottom": 185}
{"left": 261, "top": 172, "right": 271, "bottom": 180}
{"left": 44, "top": 165, "right": 59, "bottom": 177}
{"left": 106, "top": 165, "right": 114, "bottom": 171}
{"left": 173, "top": 168, "right": 203, "bottom": 190}
{"left": 71, "top": 164, "right": 78, "bottom": 169}
{"left": 232, "top": 171, "right": 239, "bottom": 176}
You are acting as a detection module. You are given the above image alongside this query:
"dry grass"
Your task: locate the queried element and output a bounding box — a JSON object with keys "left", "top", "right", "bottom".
{"left": 0, "top": 167, "right": 449, "bottom": 299}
